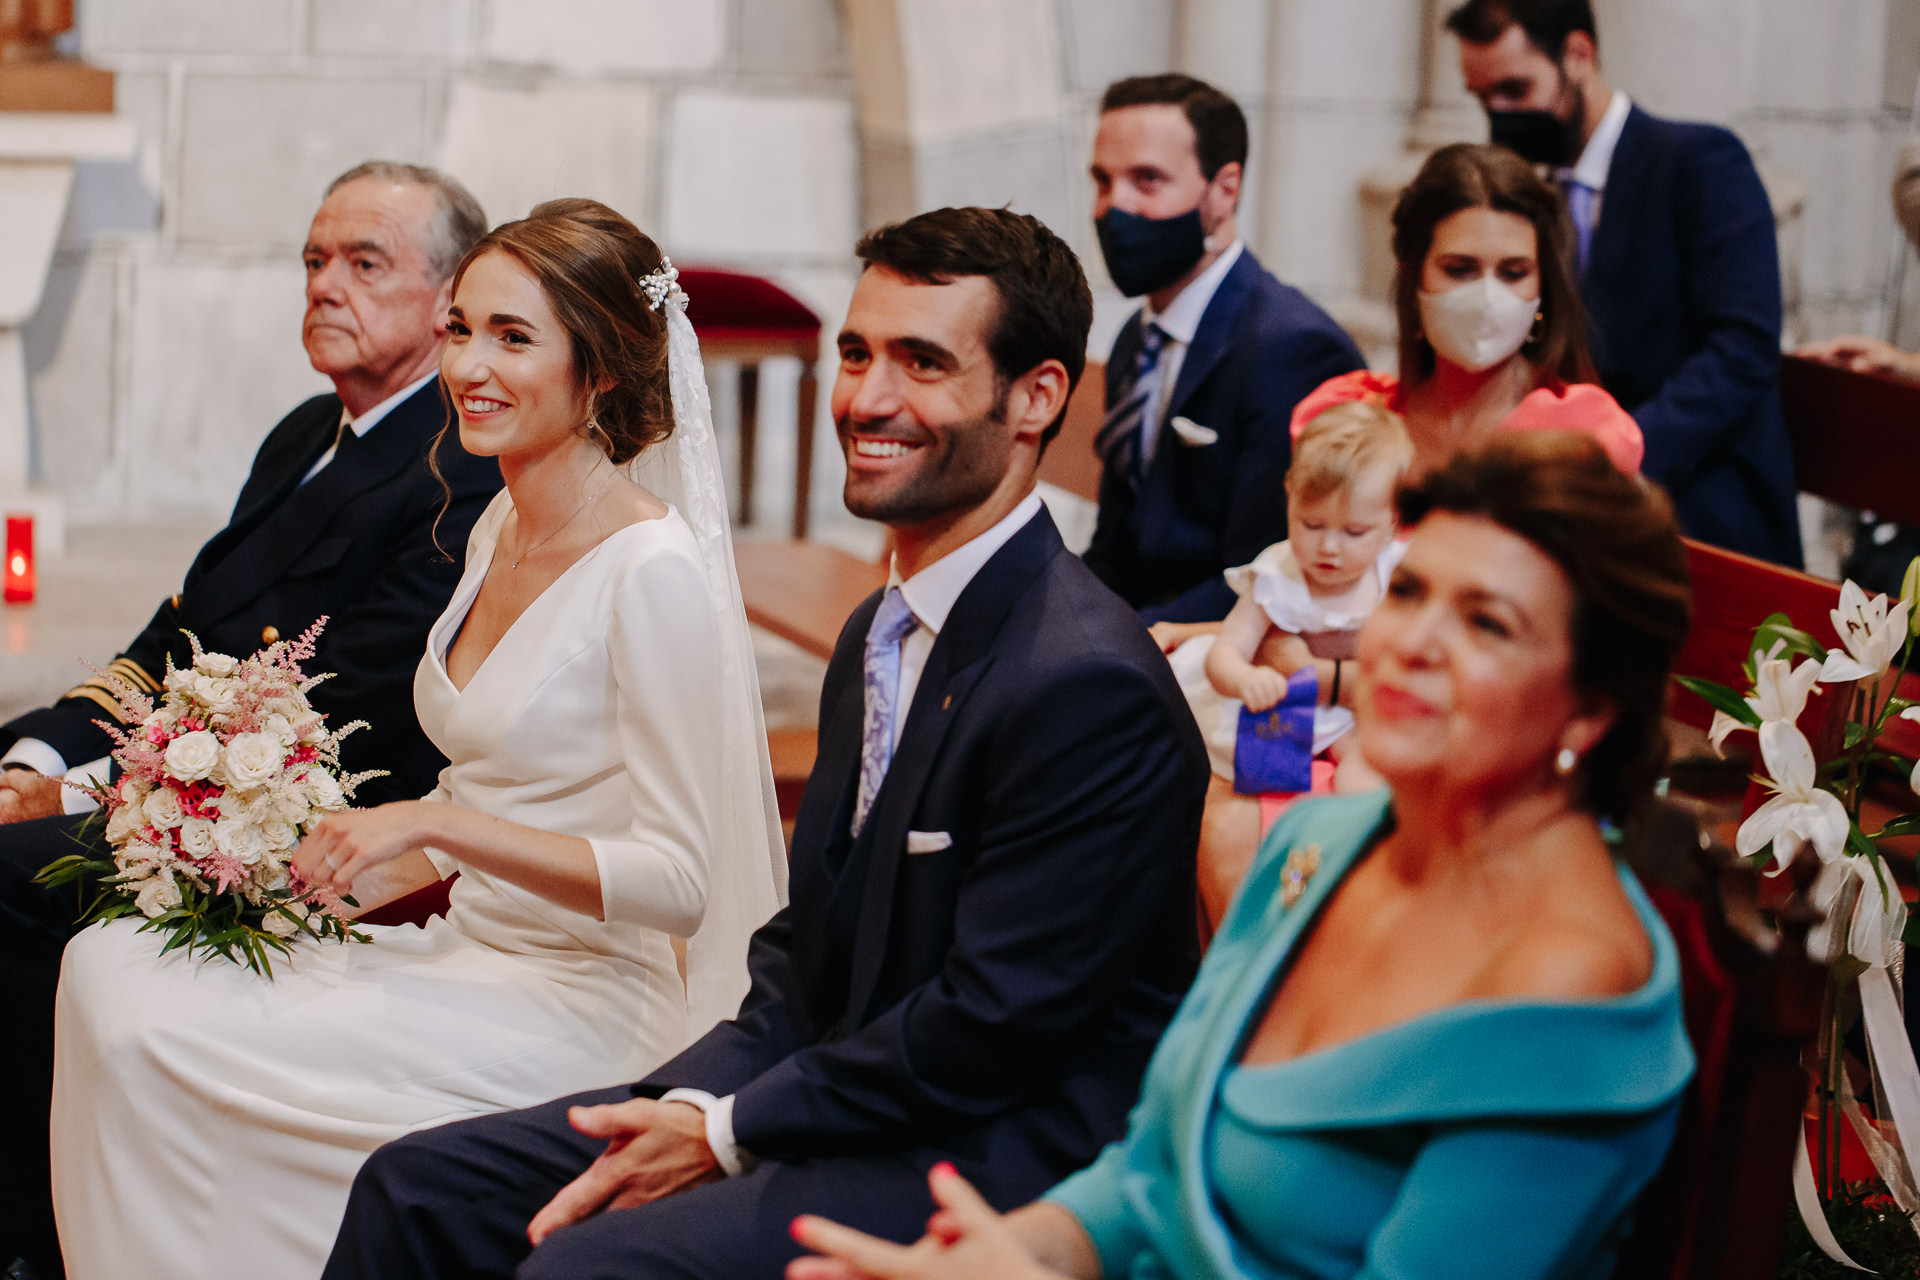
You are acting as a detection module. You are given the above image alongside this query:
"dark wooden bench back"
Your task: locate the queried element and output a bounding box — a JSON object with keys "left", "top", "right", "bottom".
{"left": 1780, "top": 353, "right": 1920, "bottom": 526}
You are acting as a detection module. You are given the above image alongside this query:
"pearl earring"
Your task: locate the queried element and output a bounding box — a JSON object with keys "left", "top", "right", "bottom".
{"left": 1554, "top": 746, "right": 1578, "bottom": 776}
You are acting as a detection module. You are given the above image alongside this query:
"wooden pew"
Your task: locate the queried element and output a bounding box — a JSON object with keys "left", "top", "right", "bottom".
{"left": 741, "top": 364, "right": 1108, "bottom": 819}
{"left": 1779, "top": 352, "right": 1920, "bottom": 526}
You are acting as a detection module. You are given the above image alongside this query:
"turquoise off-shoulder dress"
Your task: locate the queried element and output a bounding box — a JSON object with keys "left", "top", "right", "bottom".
{"left": 1047, "top": 791, "right": 1693, "bottom": 1280}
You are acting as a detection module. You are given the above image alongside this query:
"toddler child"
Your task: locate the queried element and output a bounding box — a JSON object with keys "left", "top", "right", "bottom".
{"left": 1171, "top": 399, "right": 1413, "bottom": 794}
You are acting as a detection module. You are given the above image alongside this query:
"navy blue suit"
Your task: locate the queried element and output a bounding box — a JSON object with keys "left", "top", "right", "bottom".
{"left": 0, "top": 379, "right": 501, "bottom": 1276}
{"left": 1083, "top": 250, "right": 1364, "bottom": 623}
{"left": 1586, "top": 105, "right": 1802, "bottom": 565}
{"left": 325, "top": 507, "right": 1210, "bottom": 1280}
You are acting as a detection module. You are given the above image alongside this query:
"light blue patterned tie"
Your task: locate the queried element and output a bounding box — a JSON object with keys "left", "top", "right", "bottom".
{"left": 852, "top": 587, "right": 920, "bottom": 836}
{"left": 1559, "top": 176, "right": 1596, "bottom": 278}
{"left": 1094, "top": 321, "right": 1168, "bottom": 488}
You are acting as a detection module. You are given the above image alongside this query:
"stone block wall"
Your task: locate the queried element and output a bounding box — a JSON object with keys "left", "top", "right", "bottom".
{"left": 23, "top": 0, "right": 1920, "bottom": 530}
{"left": 28, "top": 0, "right": 858, "bottom": 527}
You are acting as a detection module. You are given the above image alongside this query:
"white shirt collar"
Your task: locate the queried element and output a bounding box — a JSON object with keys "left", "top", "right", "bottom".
{"left": 339, "top": 370, "right": 438, "bottom": 437}
{"left": 890, "top": 491, "right": 1044, "bottom": 636}
{"left": 1141, "top": 239, "right": 1245, "bottom": 345}
{"left": 1560, "top": 90, "right": 1631, "bottom": 192}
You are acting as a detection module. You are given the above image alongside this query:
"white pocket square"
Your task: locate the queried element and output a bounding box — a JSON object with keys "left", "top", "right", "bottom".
{"left": 905, "top": 830, "right": 953, "bottom": 854}
{"left": 1169, "top": 416, "right": 1218, "bottom": 447}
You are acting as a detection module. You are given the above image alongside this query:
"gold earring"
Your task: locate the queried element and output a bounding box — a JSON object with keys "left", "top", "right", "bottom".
{"left": 1554, "top": 746, "right": 1578, "bottom": 776}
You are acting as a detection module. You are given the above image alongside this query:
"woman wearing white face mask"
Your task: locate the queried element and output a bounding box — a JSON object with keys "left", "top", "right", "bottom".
{"left": 1292, "top": 143, "right": 1642, "bottom": 476}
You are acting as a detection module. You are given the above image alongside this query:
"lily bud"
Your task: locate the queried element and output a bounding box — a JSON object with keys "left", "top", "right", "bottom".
{"left": 1904, "top": 556, "right": 1920, "bottom": 636}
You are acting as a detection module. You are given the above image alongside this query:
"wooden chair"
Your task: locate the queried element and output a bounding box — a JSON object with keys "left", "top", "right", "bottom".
{"left": 737, "top": 363, "right": 1107, "bottom": 819}
{"left": 1612, "top": 537, "right": 1840, "bottom": 1278}
{"left": 680, "top": 268, "right": 823, "bottom": 539}
{"left": 1779, "top": 353, "right": 1920, "bottom": 527}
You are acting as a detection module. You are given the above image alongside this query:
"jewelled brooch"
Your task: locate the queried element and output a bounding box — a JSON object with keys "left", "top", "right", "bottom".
{"left": 1280, "top": 843, "right": 1321, "bottom": 909}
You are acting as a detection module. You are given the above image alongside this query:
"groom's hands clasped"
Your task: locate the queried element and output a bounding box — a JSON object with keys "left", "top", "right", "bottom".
{"left": 526, "top": 1098, "right": 721, "bottom": 1245}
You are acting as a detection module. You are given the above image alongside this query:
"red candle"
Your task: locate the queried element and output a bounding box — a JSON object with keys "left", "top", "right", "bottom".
{"left": 4, "top": 515, "right": 33, "bottom": 603}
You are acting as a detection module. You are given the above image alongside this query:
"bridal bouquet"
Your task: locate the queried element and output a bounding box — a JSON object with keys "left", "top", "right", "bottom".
{"left": 36, "top": 620, "right": 381, "bottom": 973}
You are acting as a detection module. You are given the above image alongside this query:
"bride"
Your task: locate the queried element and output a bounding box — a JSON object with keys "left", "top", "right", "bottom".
{"left": 49, "top": 199, "right": 787, "bottom": 1279}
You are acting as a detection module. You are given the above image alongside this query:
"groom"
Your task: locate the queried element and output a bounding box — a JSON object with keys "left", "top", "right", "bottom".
{"left": 324, "top": 207, "right": 1209, "bottom": 1280}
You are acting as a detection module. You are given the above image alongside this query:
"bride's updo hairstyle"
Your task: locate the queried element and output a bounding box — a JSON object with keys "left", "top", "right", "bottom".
{"left": 1395, "top": 432, "right": 1691, "bottom": 820}
{"left": 450, "top": 197, "right": 674, "bottom": 465}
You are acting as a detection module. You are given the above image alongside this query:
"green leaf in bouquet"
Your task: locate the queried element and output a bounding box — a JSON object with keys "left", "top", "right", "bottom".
{"left": 1833, "top": 953, "right": 1873, "bottom": 987}
{"left": 1843, "top": 721, "right": 1872, "bottom": 749}
{"left": 1872, "top": 813, "right": 1920, "bottom": 840}
{"left": 1904, "top": 556, "right": 1920, "bottom": 635}
{"left": 1672, "top": 675, "right": 1759, "bottom": 724}
{"left": 1752, "top": 614, "right": 1829, "bottom": 666}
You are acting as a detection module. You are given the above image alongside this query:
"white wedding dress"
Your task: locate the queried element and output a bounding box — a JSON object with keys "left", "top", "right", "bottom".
{"left": 48, "top": 297, "right": 786, "bottom": 1280}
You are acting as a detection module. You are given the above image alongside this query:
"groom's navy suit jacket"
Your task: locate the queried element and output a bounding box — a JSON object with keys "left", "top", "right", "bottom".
{"left": 1584, "top": 105, "right": 1801, "bottom": 566}
{"left": 1084, "top": 250, "right": 1363, "bottom": 624}
{"left": 1, "top": 381, "right": 501, "bottom": 805}
{"left": 638, "top": 508, "right": 1208, "bottom": 1203}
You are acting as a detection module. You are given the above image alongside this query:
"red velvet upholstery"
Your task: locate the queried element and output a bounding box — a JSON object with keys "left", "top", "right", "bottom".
{"left": 678, "top": 268, "right": 820, "bottom": 344}
{"left": 356, "top": 873, "right": 456, "bottom": 928}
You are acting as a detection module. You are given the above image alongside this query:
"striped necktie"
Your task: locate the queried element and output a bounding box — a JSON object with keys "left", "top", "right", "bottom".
{"left": 1559, "top": 176, "right": 1597, "bottom": 278}
{"left": 852, "top": 587, "right": 920, "bottom": 837}
{"left": 1095, "top": 321, "right": 1169, "bottom": 488}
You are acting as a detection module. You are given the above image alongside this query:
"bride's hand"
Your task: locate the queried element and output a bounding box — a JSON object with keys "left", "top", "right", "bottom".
{"left": 292, "top": 802, "right": 433, "bottom": 897}
{"left": 787, "top": 1165, "right": 1063, "bottom": 1280}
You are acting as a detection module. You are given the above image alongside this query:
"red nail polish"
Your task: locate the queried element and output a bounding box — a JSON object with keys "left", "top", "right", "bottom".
{"left": 932, "top": 1161, "right": 957, "bottom": 1178}
{"left": 789, "top": 1216, "right": 809, "bottom": 1242}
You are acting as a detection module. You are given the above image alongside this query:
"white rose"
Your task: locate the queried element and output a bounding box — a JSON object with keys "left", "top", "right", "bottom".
{"left": 177, "top": 817, "right": 216, "bottom": 857}
{"left": 257, "top": 861, "right": 291, "bottom": 892}
{"left": 260, "top": 909, "right": 300, "bottom": 938}
{"left": 164, "top": 731, "right": 220, "bottom": 782}
{"left": 262, "top": 713, "right": 299, "bottom": 748}
{"left": 213, "top": 816, "right": 266, "bottom": 865}
{"left": 135, "top": 875, "right": 182, "bottom": 919}
{"left": 258, "top": 816, "right": 298, "bottom": 851}
{"left": 141, "top": 786, "right": 185, "bottom": 830}
{"left": 272, "top": 785, "right": 312, "bottom": 825}
{"left": 193, "top": 652, "right": 239, "bottom": 678}
{"left": 104, "top": 802, "right": 144, "bottom": 845}
{"left": 190, "top": 674, "right": 239, "bottom": 716}
{"left": 304, "top": 769, "right": 345, "bottom": 812}
{"left": 224, "top": 732, "right": 283, "bottom": 790}
{"left": 163, "top": 666, "right": 195, "bottom": 694}
{"left": 117, "top": 778, "right": 146, "bottom": 806}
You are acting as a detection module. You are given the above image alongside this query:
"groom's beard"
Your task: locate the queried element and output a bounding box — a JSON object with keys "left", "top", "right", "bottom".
{"left": 838, "top": 393, "right": 1012, "bottom": 527}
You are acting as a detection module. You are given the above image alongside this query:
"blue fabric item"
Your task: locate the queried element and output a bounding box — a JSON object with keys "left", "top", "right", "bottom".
{"left": 1231, "top": 667, "right": 1318, "bottom": 794}
{"left": 1046, "top": 790, "right": 1694, "bottom": 1280}
{"left": 1585, "top": 105, "right": 1801, "bottom": 566}
{"left": 1083, "top": 250, "right": 1365, "bottom": 624}
{"left": 852, "top": 587, "right": 919, "bottom": 836}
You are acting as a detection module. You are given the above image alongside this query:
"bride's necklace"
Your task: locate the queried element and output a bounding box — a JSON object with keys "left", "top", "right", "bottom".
{"left": 510, "top": 465, "right": 617, "bottom": 570}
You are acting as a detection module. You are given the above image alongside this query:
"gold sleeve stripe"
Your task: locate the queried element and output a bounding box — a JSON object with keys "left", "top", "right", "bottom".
{"left": 64, "top": 685, "right": 130, "bottom": 723}
{"left": 107, "top": 658, "right": 162, "bottom": 693}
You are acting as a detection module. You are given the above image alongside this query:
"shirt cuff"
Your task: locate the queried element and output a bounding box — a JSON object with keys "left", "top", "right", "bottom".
{"left": 657, "top": 1088, "right": 751, "bottom": 1177}
{"left": 2, "top": 738, "right": 68, "bottom": 778}
{"left": 62, "top": 756, "right": 110, "bottom": 814}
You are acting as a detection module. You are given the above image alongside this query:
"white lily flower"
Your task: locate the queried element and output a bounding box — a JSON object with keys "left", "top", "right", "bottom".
{"left": 1820, "top": 580, "right": 1911, "bottom": 683}
{"left": 1736, "top": 721, "right": 1851, "bottom": 871}
{"left": 1708, "top": 649, "right": 1825, "bottom": 757}
{"left": 1847, "top": 856, "right": 1909, "bottom": 969}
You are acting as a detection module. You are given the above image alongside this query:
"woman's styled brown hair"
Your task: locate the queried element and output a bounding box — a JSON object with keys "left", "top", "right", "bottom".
{"left": 1396, "top": 432, "right": 1691, "bottom": 819}
{"left": 448, "top": 197, "right": 674, "bottom": 466}
{"left": 1391, "top": 143, "right": 1597, "bottom": 391}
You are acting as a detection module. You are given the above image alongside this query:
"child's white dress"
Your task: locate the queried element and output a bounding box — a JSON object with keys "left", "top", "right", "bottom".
{"left": 1169, "top": 538, "right": 1406, "bottom": 781}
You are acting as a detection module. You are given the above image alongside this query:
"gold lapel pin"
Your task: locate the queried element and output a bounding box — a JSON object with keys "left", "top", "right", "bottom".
{"left": 1280, "top": 843, "right": 1321, "bottom": 909}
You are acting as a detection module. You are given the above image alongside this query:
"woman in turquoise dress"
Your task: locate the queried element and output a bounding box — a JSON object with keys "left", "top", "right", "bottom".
{"left": 787, "top": 432, "right": 1696, "bottom": 1280}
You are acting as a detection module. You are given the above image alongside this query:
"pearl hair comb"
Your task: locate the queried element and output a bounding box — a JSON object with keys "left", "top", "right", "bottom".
{"left": 640, "top": 256, "right": 686, "bottom": 311}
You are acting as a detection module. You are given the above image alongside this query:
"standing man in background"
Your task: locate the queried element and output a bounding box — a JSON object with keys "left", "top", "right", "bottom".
{"left": 1450, "top": 0, "right": 1802, "bottom": 565}
{"left": 1083, "top": 74, "right": 1364, "bottom": 630}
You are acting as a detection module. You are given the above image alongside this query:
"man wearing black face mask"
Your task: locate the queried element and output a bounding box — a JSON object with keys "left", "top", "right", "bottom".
{"left": 1084, "top": 74, "right": 1364, "bottom": 628}
{"left": 1449, "top": 0, "right": 1802, "bottom": 566}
